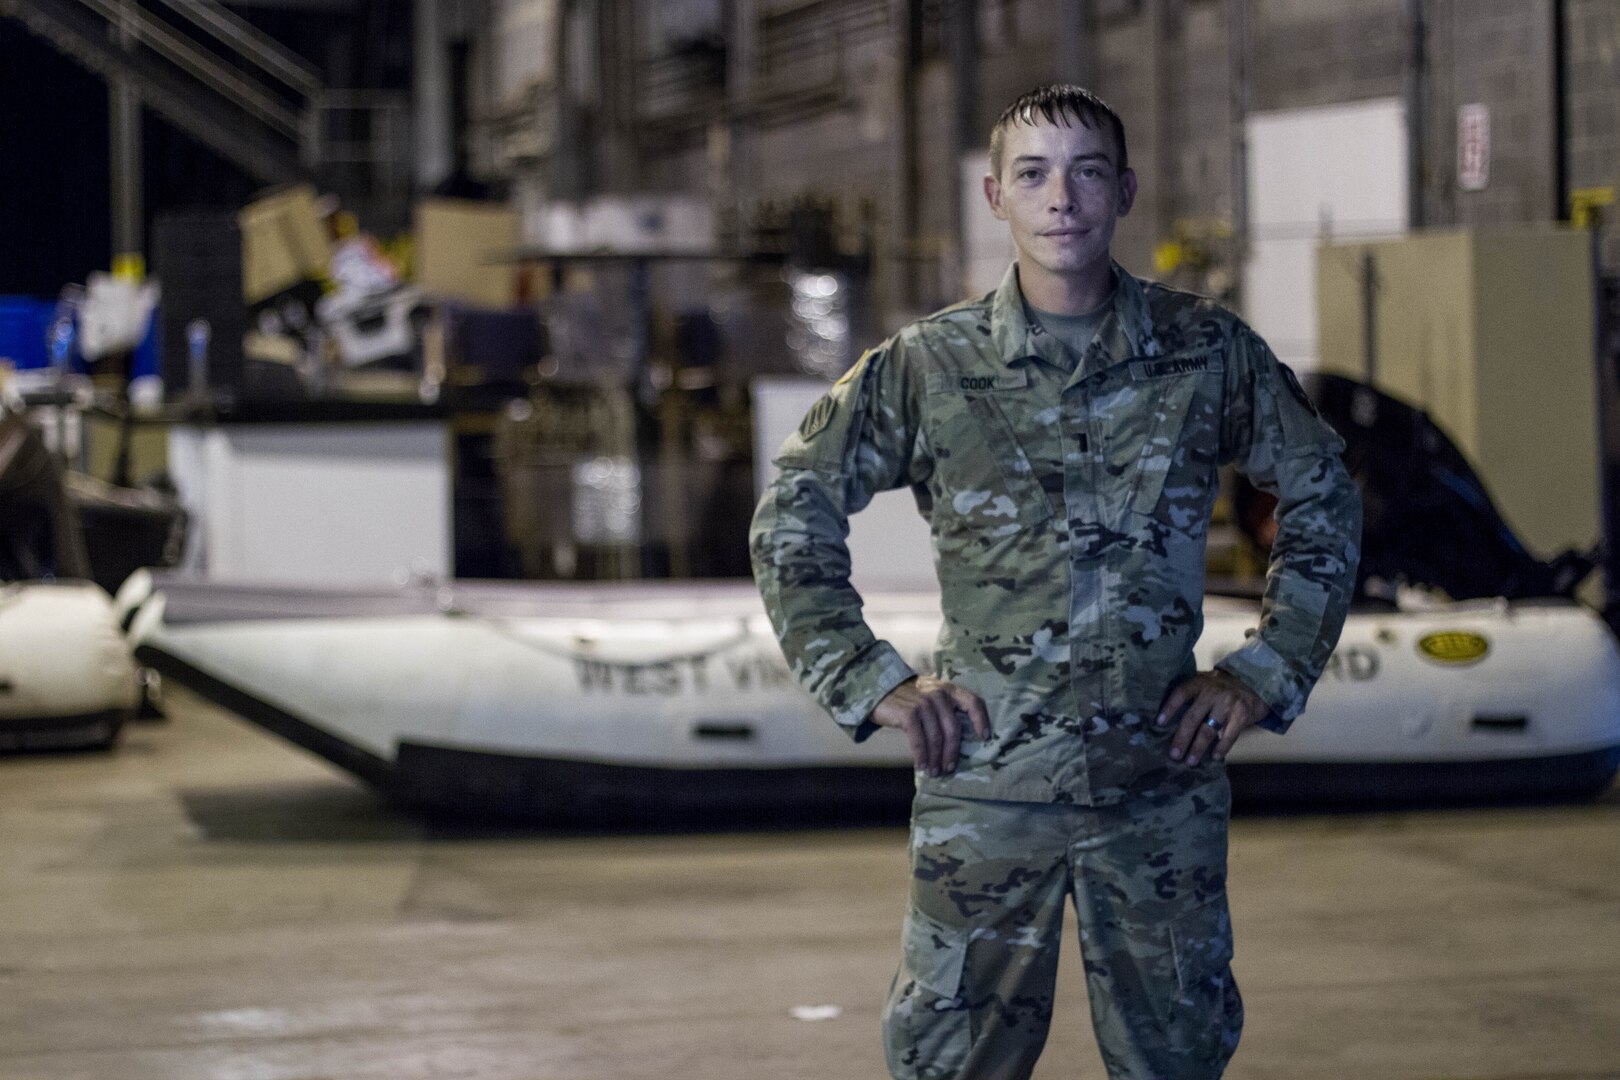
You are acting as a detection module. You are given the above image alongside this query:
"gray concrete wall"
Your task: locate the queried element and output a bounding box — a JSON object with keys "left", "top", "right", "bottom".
{"left": 1177, "top": 2, "right": 1236, "bottom": 224}
{"left": 1566, "top": 0, "right": 1620, "bottom": 264}
{"left": 1446, "top": 0, "right": 1560, "bottom": 228}
{"left": 1567, "top": 0, "right": 1620, "bottom": 194}
{"left": 484, "top": 0, "right": 1620, "bottom": 329}
{"left": 1094, "top": 11, "right": 1157, "bottom": 274}
{"left": 1249, "top": 0, "right": 1407, "bottom": 113}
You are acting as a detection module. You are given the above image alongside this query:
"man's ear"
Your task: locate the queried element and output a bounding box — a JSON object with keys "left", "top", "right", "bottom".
{"left": 1117, "top": 168, "right": 1138, "bottom": 217}
{"left": 983, "top": 173, "right": 1008, "bottom": 221}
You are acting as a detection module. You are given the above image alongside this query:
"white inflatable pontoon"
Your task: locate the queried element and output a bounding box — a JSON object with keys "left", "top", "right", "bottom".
{"left": 0, "top": 580, "right": 140, "bottom": 750}
{"left": 112, "top": 373, "right": 1620, "bottom": 820}
{"left": 0, "top": 409, "right": 143, "bottom": 751}
{"left": 119, "top": 571, "right": 1620, "bottom": 820}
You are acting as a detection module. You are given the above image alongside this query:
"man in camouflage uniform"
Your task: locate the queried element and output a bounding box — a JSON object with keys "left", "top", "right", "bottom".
{"left": 750, "top": 85, "right": 1360, "bottom": 1079}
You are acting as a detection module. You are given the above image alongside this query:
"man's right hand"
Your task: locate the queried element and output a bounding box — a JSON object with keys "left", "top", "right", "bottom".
{"left": 871, "top": 676, "right": 992, "bottom": 777}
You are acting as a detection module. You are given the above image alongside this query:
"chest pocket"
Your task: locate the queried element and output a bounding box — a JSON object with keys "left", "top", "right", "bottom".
{"left": 924, "top": 372, "right": 1054, "bottom": 531}
{"left": 1121, "top": 354, "right": 1224, "bottom": 523}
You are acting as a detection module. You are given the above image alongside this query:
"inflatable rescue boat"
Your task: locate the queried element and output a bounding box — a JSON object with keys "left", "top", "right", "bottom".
{"left": 0, "top": 411, "right": 142, "bottom": 749}
{"left": 119, "top": 374, "right": 1620, "bottom": 819}
{"left": 120, "top": 571, "right": 1620, "bottom": 819}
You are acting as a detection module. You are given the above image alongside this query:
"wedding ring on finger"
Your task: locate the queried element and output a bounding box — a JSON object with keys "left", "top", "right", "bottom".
{"left": 1203, "top": 715, "right": 1223, "bottom": 732}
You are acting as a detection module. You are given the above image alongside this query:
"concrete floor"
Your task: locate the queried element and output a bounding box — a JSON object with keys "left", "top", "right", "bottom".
{"left": 1, "top": 691, "right": 1618, "bottom": 1080}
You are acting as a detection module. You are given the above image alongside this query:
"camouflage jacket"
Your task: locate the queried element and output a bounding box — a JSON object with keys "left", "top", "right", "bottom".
{"left": 750, "top": 263, "right": 1361, "bottom": 805}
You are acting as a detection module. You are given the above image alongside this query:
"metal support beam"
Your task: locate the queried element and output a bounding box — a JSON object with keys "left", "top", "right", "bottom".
{"left": 1226, "top": 0, "right": 1250, "bottom": 310}
{"left": 944, "top": 0, "right": 977, "bottom": 307}
{"left": 597, "top": 0, "right": 637, "bottom": 193}
{"left": 1360, "top": 248, "right": 1379, "bottom": 384}
{"left": 1146, "top": 0, "right": 1175, "bottom": 252}
{"left": 413, "top": 0, "right": 453, "bottom": 189}
{"left": 1404, "top": 0, "right": 1427, "bottom": 229}
{"left": 110, "top": 77, "right": 143, "bottom": 259}
{"left": 950, "top": 0, "right": 977, "bottom": 154}
{"left": 1056, "top": 0, "right": 1090, "bottom": 87}
{"left": 109, "top": 0, "right": 142, "bottom": 260}
{"left": 721, "top": 0, "right": 755, "bottom": 246}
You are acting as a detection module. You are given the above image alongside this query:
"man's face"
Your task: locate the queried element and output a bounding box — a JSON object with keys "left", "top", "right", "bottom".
{"left": 984, "top": 118, "right": 1137, "bottom": 293}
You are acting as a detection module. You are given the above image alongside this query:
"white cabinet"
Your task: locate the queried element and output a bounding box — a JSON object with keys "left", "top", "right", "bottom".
{"left": 169, "top": 420, "right": 452, "bottom": 585}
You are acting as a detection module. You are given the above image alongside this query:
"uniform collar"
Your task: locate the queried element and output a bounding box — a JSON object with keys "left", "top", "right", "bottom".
{"left": 990, "top": 261, "right": 1161, "bottom": 369}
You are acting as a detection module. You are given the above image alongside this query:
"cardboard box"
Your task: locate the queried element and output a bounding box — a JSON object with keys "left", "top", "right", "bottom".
{"left": 416, "top": 199, "right": 521, "bottom": 308}
{"left": 237, "top": 185, "right": 331, "bottom": 304}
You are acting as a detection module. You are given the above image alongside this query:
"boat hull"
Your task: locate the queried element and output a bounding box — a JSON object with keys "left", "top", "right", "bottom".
{"left": 0, "top": 581, "right": 140, "bottom": 750}
{"left": 122, "top": 573, "right": 1620, "bottom": 820}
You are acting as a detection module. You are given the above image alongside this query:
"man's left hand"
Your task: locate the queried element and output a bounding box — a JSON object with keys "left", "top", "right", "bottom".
{"left": 1155, "top": 671, "right": 1269, "bottom": 766}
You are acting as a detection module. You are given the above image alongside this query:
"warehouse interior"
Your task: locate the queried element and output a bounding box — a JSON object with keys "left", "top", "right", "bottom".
{"left": 1, "top": 1, "right": 1619, "bottom": 1077}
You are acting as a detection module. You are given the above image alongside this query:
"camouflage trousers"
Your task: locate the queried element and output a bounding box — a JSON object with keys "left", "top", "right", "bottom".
{"left": 881, "top": 773, "right": 1242, "bottom": 1080}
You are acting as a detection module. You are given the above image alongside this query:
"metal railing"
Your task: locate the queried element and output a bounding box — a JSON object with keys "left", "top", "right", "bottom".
{"left": 4, "top": 0, "right": 410, "bottom": 192}
{"left": 156, "top": 0, "right": 322, "bottom": 100}
{"left": 82, "top": 0, "right": 311, "bottom": 154}
{"left": 314, "top": 90, "right": 413, "bottom": 198}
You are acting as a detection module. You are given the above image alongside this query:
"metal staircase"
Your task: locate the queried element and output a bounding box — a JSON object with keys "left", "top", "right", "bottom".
{"left": 0, "top": 0, "right": 408, "bottom": 200}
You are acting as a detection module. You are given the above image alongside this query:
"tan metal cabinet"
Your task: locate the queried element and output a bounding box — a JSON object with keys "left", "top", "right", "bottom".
{"left": 1316, "top": 227, "right": 1598, "bottom": 559}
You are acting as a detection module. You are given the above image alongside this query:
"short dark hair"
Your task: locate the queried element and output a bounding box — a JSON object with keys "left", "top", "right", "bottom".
{"left": 989, "top": 85, "right": 1129, "bottom": 178}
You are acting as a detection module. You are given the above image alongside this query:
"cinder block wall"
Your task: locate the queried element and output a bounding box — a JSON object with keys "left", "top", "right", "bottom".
{"left": 1250, "top": 0, "right": 1407, "bottom": 112}
{"left": 1566, "top": 0, "right": 1620, "bottom": 266}
{"left": 1444, "top": 0, "right": 1561, "bottom": 227}
{"left": 496, "top": 0, "right": 1619, "bottom": 331}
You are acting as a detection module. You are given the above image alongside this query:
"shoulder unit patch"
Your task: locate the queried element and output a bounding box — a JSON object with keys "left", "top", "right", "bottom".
{"left": 798, "top": 393, "right": 837, "bottom": 439}
{"left": 1278, "top": 362, "right": 1323, "bottom": 417}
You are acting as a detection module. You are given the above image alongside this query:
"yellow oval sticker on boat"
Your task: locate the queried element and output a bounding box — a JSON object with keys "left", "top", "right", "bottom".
{"left": 1417, "top": 631, "right": 1489, "bottom": 665}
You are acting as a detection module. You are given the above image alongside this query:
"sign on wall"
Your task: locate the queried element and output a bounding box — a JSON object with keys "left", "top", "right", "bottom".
{"left": 1458, "top": 103, "right": 1491, "bottom": 192}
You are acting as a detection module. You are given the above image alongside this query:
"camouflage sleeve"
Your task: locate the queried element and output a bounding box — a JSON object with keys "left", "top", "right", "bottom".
{"left": 749, "top": 342, "right": 930, "bottom": 741}
{"left": 1215, "top": 323, "right": 1362, "bottom": 732}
